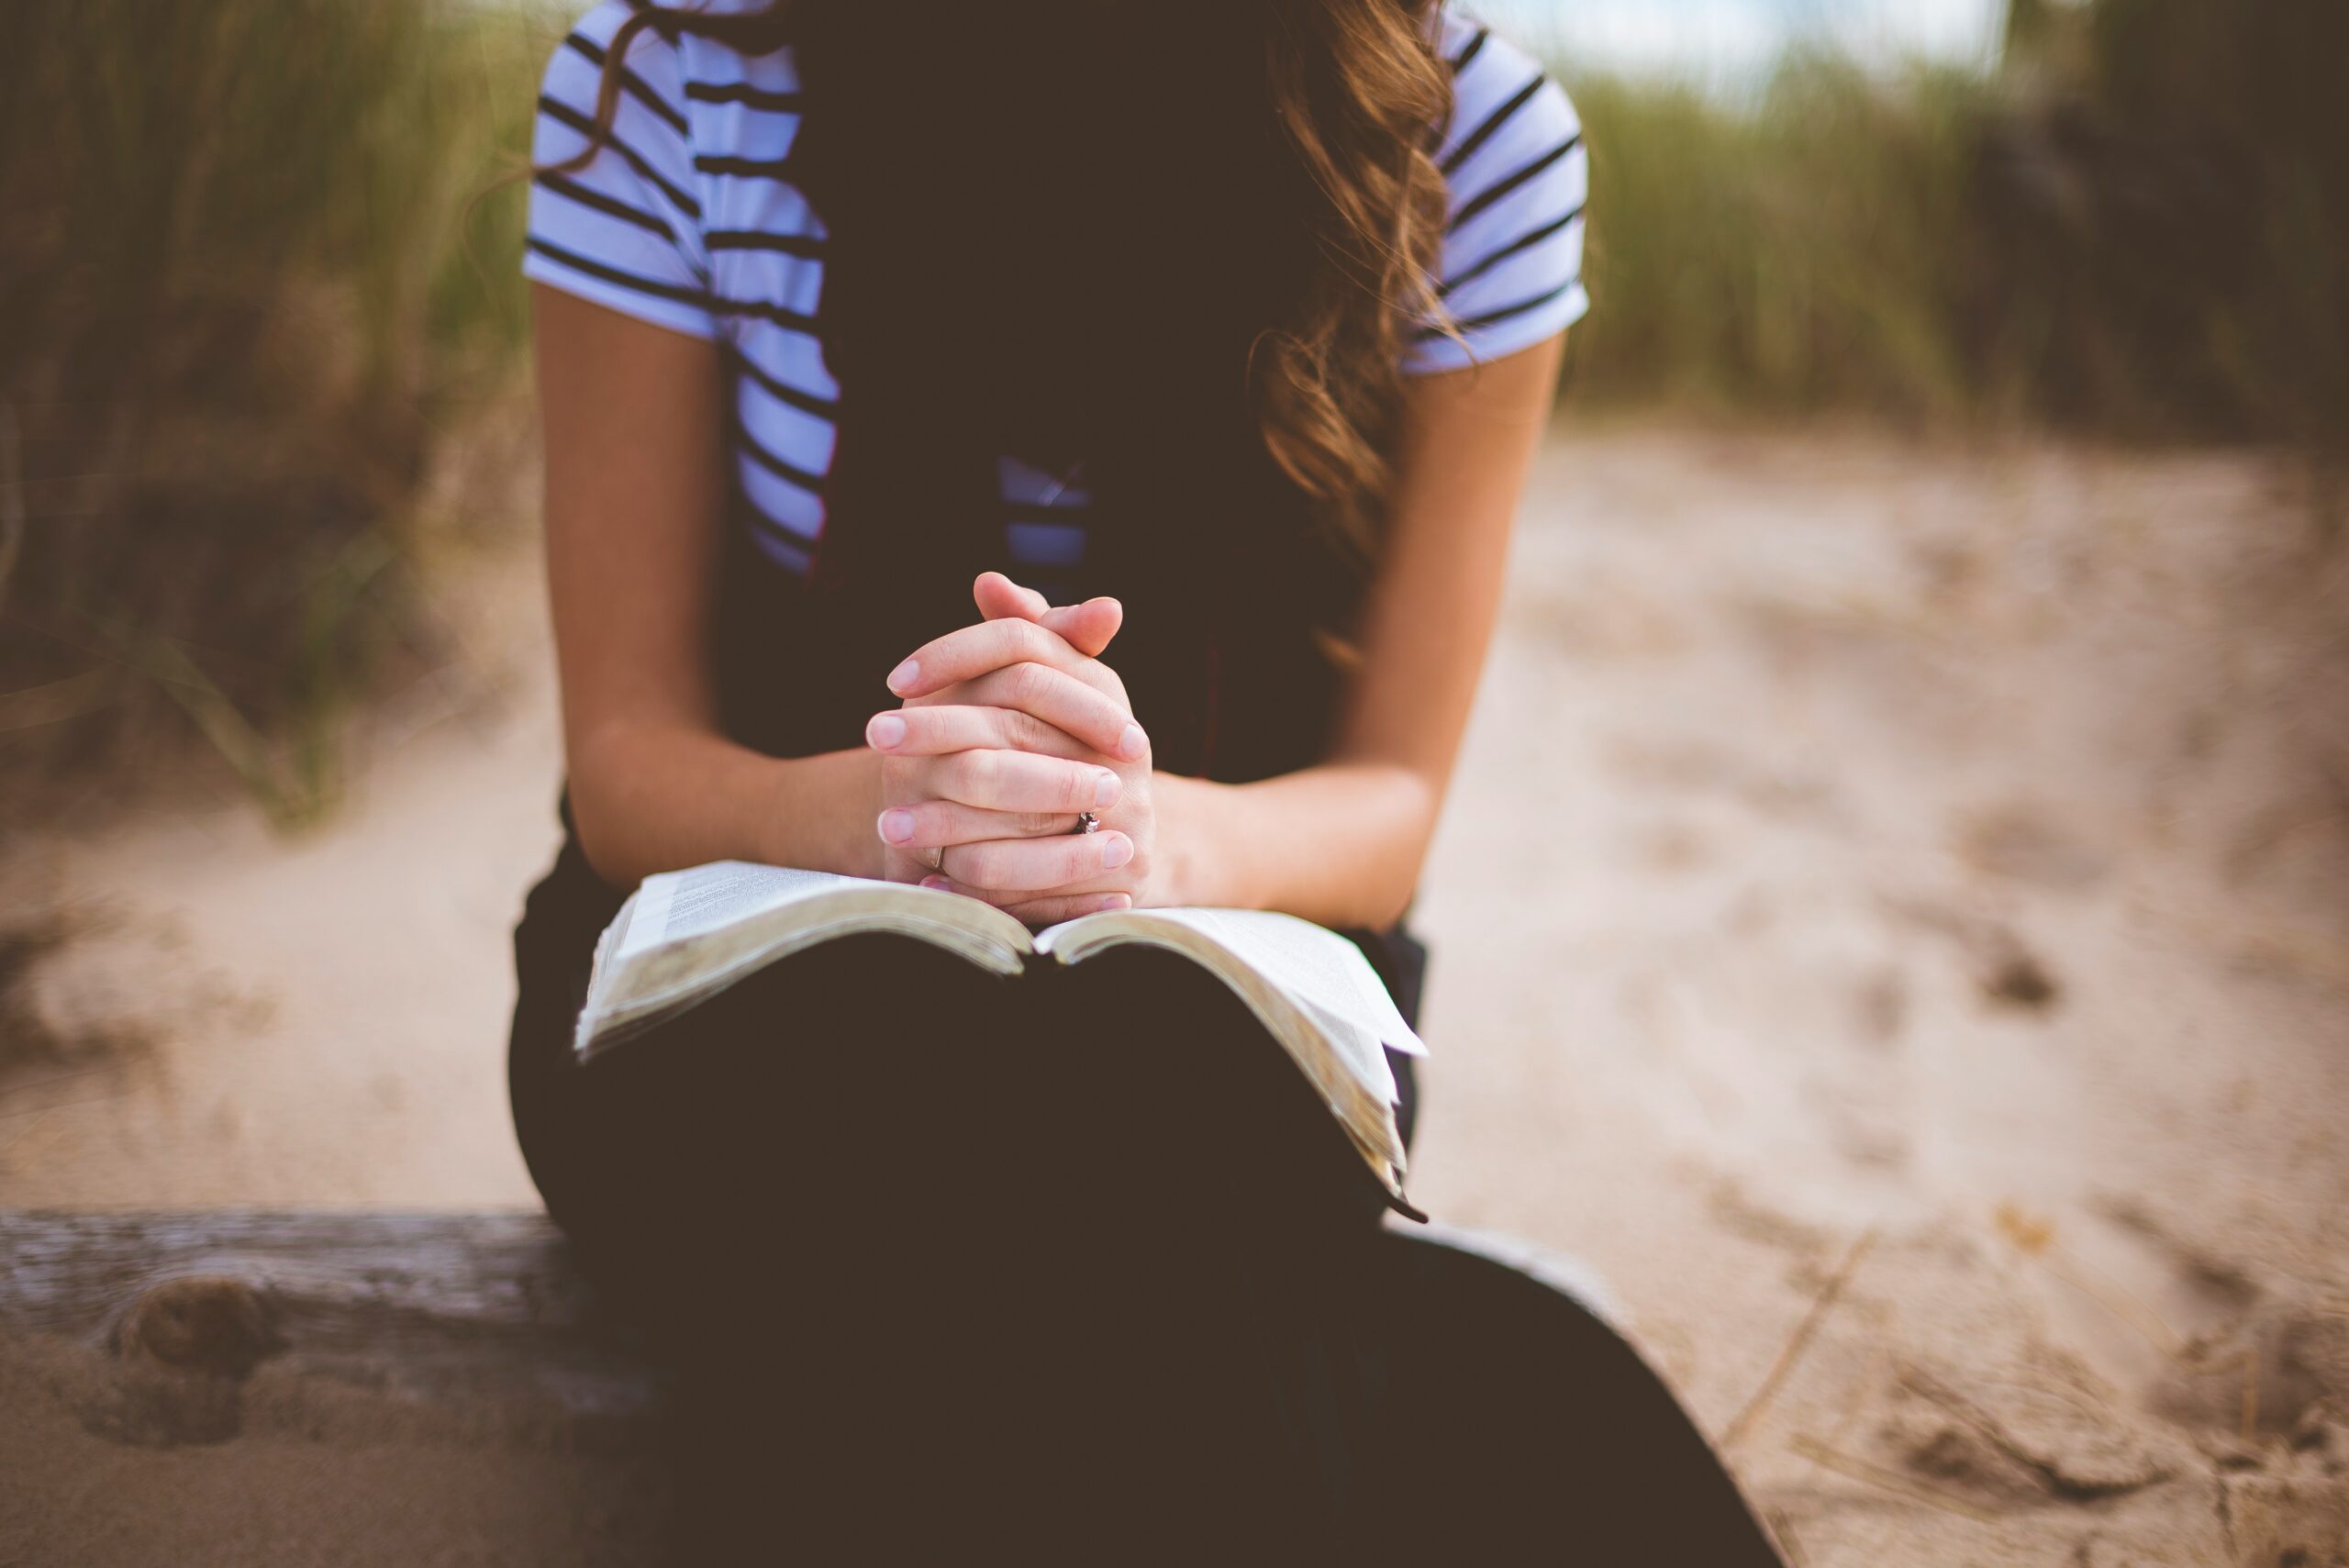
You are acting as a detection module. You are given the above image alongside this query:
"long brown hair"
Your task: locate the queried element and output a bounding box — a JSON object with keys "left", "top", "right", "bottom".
{"left": 553, "top": 1, "right": 1457, "bottom": 776}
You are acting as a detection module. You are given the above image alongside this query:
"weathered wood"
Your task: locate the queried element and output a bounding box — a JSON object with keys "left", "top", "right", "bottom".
{"left": 0, "top": 1211, "right": 674, "bottom": 1565}
{"left": 0, "top": 1209, "right": 657, "bottom": 1428}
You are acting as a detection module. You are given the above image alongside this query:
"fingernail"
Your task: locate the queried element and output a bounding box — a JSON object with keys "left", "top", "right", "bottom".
{"left": 1093, "top": 771, "right": 1121, "bottom": 809}
{"left": 1101, "top": 834, "right": 1133, "bottom": 869}
{"left": 885, "top": 658, "right": 919, "bottom": 695}
{"left": 878, "top": 807, "right": 916, "bottom": 844}
{"left": 920, "top": 875, "right": 952, "bottom": 892}
{"left": 867, "top": 712, "right": 907, "bottom": 749}
{"left": 1118, "top": 723, "right": 1147, "bottom": 761}
{"left": 1093, "top": 894, "right": 1132, "bottom": 914}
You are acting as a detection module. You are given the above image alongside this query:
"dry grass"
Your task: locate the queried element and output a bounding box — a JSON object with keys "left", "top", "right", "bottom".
{"left": 0, "top": 0, "right": 547, "bottom": 822}
{"left": 1563, "top": 0, "right": 2349, "bottom": 457}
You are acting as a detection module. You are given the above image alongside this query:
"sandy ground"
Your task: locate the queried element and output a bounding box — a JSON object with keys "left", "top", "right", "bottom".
{"left": 4, "top": 424, "right": 2347, "bottom": 1563}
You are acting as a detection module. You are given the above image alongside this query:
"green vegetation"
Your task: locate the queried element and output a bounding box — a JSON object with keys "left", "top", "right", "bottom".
{"left": 1563, "top": 0, "right": 2349, "bottom": 449}
{"left": 1561, "top": 61, "right": 1996, "bottom": 424}
{"left": 1, "top": 0, "right": 545, "bottom": 820}
{"left": 1, "top": 0, "right": 2340, "bottom": 809}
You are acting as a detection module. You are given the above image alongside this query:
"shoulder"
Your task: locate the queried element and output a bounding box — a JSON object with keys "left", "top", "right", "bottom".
{"left": 528, "top": 5, "right": 724, "bottom": 337}
{"left": 537, "top": 3, "right": 698, "bottom": 170}
{"left": 541, "top": 3, "right": 795, "bottom": 118}
{"left": 545, "top": 3, "right": 690, "bottom": 98}
{"left": 1431, "top": 11, "right": 1584, "bottom": 212}
{"left": 542, "top": 3, "right": 805, "bottom": 153}
{"left": 1405, "top": 12, "right": 1591, "bottom": 373}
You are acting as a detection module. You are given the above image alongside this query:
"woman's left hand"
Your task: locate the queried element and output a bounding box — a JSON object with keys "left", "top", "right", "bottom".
{"left": 878, "top": 581, "right": 1168, "bottom": 924}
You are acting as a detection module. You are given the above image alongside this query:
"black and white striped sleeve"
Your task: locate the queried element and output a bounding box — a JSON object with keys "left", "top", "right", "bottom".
{"left": 1407, "top": 28, "right": 1589, "bottom": 373}
{"left": 523, "top": 4, "right": 716, "bottom": 339}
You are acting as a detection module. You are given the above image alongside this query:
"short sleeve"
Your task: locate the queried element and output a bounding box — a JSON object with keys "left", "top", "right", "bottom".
{"left": 524, "top": 4, "right": 717, "bottom": 339}
{"left": 1404, "top": 25, "right": 1589, "bottom": 374}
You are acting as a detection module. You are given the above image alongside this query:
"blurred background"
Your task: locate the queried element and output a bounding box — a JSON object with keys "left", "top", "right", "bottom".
{"left": 3, "top": 1, "right": 2344, "bottom": 1562}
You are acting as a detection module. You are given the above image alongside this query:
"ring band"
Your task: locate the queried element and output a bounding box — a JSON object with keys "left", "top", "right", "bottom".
{"left": 926, "top": 846, "right": 945, "bottom": 873}
{"left": 1073, "top": 811, "right": 1100, "bottom": 836}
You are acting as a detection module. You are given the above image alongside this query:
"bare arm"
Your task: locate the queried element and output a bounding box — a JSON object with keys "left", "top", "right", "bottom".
{"left": 534, "top": 286, "right": 882, "bottom": 886}
{"left": 897, "top": 334, "right": 1566, "bottom": 928}
{"left": 1158, "top": 334, "right": 1564, "bottom": 928}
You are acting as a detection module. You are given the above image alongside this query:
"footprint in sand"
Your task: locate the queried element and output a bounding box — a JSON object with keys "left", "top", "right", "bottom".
{"left": 1877, "top": 893, "right": 2065, "bottom": 1014}
{"left": 1954, "top": 803, "right": 2113, "bottom": 894}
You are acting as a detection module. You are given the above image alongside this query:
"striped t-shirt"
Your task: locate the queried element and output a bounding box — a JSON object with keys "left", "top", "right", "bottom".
{"left": 526, "top": 4, "right": 1589, "bottom": 577}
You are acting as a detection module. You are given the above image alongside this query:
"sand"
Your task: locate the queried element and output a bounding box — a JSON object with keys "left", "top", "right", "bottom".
{"left": 4, "top": 424, "right": 2346, "bottom": 1563}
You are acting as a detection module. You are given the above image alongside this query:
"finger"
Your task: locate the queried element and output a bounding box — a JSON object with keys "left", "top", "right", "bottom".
{"left": 1039, "top": 597, "right": 1122, "bottom": 658}
{"left": 867, "top": 705, "right": 1095, "bottom": 762}
{"left": 971, "top": 573, "right": 1123, "bottom": 659}
{"left": 993, "top": 892, "right": 1135, "bottom": 926}
{"left": 971, "top": 572, "right": 1049, "bottom": 623}
{"left": 900, "top": 671, "right": 1145, "bottom": 762}
{"left": 928, "top": 747, "right": 1123, "bottom": 815}
{"left": 973, "top": 869, "right": 1133, "bottom": 905}
{"left": 887, "top": 666, "right": 1137, "bottom": 760}
{"left": 934, "top": 829, "right": 1135, "bottom": 893}
{"left": 962, "top": 665, "right": 1144, "bottom": 760}
{"left": 886, "top": 617, "right": 1120, "bottom": 702}
{"left": 871, "top": 680, "right": 1138, "bottom": 762}
{"left": 877, "top": 799, "right": 1086, "bottom": 850}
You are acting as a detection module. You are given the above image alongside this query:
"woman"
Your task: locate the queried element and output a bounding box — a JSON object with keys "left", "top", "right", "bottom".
{"left": 510, "top": 1, "right": 1781, "bottom": 1560}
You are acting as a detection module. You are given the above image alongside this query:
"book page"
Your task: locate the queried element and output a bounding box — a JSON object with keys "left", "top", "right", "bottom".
{"left": 1062, "top": 907, "right": 1427, "bottom": 1059}
{"left": 615, "top": 862, "right": 863, "bottom": 960}
{"left": 578, "top": 864, "right": 1031, "bottom": 1059}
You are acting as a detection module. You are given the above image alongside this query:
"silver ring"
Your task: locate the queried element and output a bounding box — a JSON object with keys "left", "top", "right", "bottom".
{"left": 1073, "top": 811, "right": 1100, "bottom": 836}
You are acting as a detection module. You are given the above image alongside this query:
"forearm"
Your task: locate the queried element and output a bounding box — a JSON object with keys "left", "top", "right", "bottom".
{"left": 566, "top": 721, "right": 883, "bottom": 888}
{"left": 1160, "top": 762, "right": 1438, "bottom": 929}
{"left": 1153, "top": 339, "right": 1561, "bottom": 930}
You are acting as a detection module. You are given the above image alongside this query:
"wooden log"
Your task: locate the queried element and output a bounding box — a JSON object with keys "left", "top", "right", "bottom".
{"left": 0, "top": 1209, "right": 658, "bottom": 1430}
{"left": 0, "top": 1211, "right": 674, "bottom": 1565}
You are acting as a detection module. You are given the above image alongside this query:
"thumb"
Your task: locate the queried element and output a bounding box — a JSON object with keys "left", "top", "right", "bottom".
{"left": 1043, "top": 597, "right": 1123, "bottom": 658}
{"left": 972, "top": 572, "right": 1123, "bottom": 659}
{"left": 971, "top": 571, "right": 1048, "bottom": 625}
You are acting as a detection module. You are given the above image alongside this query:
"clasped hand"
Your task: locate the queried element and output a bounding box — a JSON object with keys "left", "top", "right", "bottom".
{"left": 867, "top": 573, "right": 1159, "bottom": 925}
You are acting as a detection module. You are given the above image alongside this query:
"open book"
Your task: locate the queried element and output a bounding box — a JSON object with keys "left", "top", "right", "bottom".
{"left": 577, "top": 862, "right": 1427, "bottom": 1207}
